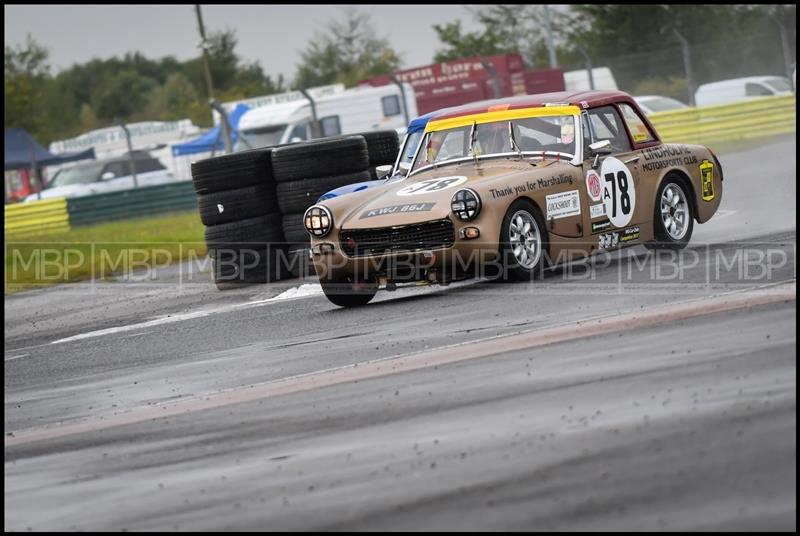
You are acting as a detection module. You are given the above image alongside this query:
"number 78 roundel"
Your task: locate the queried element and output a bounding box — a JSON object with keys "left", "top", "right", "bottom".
{"left": 600, "top": 156, "right": 636, "bottom": 228}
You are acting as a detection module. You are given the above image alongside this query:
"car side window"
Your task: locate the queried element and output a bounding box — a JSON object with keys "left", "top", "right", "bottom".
{"left": 585, "top": 106, "right": 632, "bottom": 155}
{"left": 745, "top": 82, "right": 772, "bottom": 97}
{"left": 618, "top": 103, "right": 655, "bottom": 144}
{"left": 103, "top": 162, "right": 129, "bottom": 179}
{"left": 133, "top": 159, "right": 166, "bottom": 174}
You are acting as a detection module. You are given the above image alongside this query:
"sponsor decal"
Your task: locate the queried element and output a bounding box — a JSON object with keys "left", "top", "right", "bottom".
{"left": 599, "top": 225, "right": 640, "bottom": 249}
{"left": 546, "top": 190, "right": 581, "bottom": 220}
{"left": 359, "top": 203, "right": 436, "bottom": 219}
{"left": 600, "top": 156, "right": 636, "bottom": 228}
{"left": 699, "top": 159, "right": 715, "bottom": 201}
{"left": 536, "top": 173, "right": 574, "bottom": 189}
{"left": 590, "top": 203, "right": 606, "bottom": 219}
{"left": 585, "top": 169, "right": 602, "bottom": 201}
{"left": 591, "top": 219, "right": 612, "bottom": 234}
{"left": 620, "top": 225, "right": 640, "bottom": 242}
{"left": 598, "top": 231, "right": 619, "bottom": 249}
{"left": 641, "top": 144, "right": 698, "bottom": 172}
{"left": 396, "top": 176, "right": 467, "bottom": 196}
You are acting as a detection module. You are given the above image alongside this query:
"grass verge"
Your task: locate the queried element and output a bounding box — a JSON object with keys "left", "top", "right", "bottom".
{"left": 5, "top": 210, "right": 206, "bottom": 295}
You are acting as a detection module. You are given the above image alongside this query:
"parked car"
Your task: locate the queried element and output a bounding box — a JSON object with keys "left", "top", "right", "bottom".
{"left": 694, "top": 76, "right": 793, "bottom": 107}
{"left": 302, "top": 90, "right": 723, "bottom": 307}
{"left": 25, "top": 152, "right": 175, "bottom": 202}
{"left": 634, "top": 95, "right": 690, "bottom": 115}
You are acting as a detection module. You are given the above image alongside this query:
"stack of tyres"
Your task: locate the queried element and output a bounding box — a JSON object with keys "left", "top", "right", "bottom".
{"left": 191, "top": 149, "right": 287, "bottom": 289}
{"left": 358, "top": 130, "right": 401, "bottom": 178}
{"left": 272, "top": 136, "right": 372, "bottom": 278}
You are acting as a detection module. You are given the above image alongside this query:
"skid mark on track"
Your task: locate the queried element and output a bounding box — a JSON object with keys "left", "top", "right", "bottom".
{"left": 6, "top": 281, "right": 794, "bottom": 447}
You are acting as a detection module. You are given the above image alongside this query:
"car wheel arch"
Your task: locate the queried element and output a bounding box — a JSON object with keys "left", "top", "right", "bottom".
{"left": 658, "top": 169, "right": 699, "bottom": 223}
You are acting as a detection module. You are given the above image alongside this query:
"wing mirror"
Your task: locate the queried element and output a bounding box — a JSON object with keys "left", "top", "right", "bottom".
{"left": 101, "top": 171, "right": 116, "bottom": 180}
{"left": 375, "top": 164, "right": 393, "bottom": 180}
{"left": 589, "top": 140, "right": 613, "bottom": 155}
{"left": 589, "top": 140, "right": 612, "bottom": 168}
{"left": 397, "top": 162, "right": 411, "bottom": 177}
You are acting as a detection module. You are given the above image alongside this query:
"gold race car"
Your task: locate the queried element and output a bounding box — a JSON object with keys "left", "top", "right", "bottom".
{"left": 303, "top": 91, "right": 723, "bottom": 307}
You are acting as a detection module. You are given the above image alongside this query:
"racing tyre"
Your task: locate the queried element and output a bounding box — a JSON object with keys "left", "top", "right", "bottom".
{"left": 321, "top": 277, "right": 377, "bottom": 307}
{"left": 197, "top": 184, "right": 277, "bottom": 226}
{"left": 647, "top": 177, "right": 694, "bottom": 250}
{"left": 359, "top": 130, "right": 400, "bottom": 167}
{"left": 204, "top": 214, "right": 283, "bottom": 254}
{"left": 213, "top": 247, "right": 288, "bottom": 289}
{"left": 271, "top": 136, "right": 369, "bottom": 182}
{"left": 276, "top": 170, "right": 372, "bottom": 214}
{"left": 191, "top": 149, "right": 273, "bottom": 194}
{"left": 498, "top": 199, "right": 549, "bottom": 281}
{"left": 281, "top": 213, "right": 311, "bottom": 243}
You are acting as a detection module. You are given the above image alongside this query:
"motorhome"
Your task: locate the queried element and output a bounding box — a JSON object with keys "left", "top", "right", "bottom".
{"left": 563, "top": 67, "right": 619, "bottom": 91}
{"left": 234, "top": 84, "right": 418, "bottom": 151}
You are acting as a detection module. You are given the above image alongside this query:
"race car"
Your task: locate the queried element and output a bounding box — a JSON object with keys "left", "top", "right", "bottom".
{"left": 303, "top": 90, "right": 723, "bottom": 307}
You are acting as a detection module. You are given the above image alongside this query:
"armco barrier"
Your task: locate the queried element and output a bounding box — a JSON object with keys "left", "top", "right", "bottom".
{"left": 66, "top": 181, "right": 198, "bottom": 227}
{"left": 4, "top": 198, "right": 70, "bottom": 237}
{"left": 649, "top": 94, "right": 796, "bottom": 146}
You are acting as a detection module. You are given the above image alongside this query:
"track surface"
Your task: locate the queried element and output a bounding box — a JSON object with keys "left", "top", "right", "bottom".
{"left": 5, "top": 137, "right": 796, "bottom": 530}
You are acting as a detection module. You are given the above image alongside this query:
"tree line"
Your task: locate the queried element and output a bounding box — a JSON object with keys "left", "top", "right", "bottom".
{"left": 5, "top": 5, "right": 794, "bottom": 145}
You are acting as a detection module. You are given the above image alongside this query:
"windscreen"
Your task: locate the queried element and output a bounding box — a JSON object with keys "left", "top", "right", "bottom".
{"left": 412, "top": 115, "right": 577, "bottom": 172}
{"left": 48, "top": 163, "right": 104, "bottom": 187}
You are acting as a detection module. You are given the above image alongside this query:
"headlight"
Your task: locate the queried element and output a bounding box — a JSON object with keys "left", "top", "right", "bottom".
{"left": 451, "top": 188, "right": 481, "bottom": 221}
{"left": 304, "top": 205, "right": 333, "bottom": 237}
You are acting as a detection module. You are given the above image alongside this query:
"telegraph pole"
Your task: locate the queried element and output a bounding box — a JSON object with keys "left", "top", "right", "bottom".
{"left": 195, "top": 4, "right": 232, "bottom": 153}
{"left": 543, "top": 5, "right": 558, "bottom": 68}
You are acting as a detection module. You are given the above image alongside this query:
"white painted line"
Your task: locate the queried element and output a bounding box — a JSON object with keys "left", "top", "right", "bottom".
{"left": 4, "top": 353, "right": 30, "bottom": 362}
{"left": 49, "top": 284, "right": 324, "bottom": 345}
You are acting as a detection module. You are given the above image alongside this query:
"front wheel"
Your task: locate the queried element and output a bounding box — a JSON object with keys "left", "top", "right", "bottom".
{"left": 647, "top": 178, "right": 694, "bottom": 250}
{"left": 321, "top": 278, "right": 377, "bottom": 307}
{"left": 499, "top": 199, "right": 549, "bottom": 281}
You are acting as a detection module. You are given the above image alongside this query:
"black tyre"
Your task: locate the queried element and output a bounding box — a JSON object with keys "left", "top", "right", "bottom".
{"left": 191, "top": 149, "right": 273, "bottom": 194}
{"left": 498, "top": 199, "right": 549, "bottom": 281}
{"left": 359, "top": 130, "right": 400, "bottom": 167}
{"left": 271, "top": 136, "right": 369, "bottom": 182}
{"left": 648, "top": 177, "right": 695, "bottom": 250}
{"left": 204, "top": 214, "right": 283, "bottom": 253}
{"left": 321, "top": 277, "right": 377, "bottom": 307}
{"left": 213, "top": 247, "right": 289, "bottom": 289}
{"left": 197, "top": 184, "right": 277, "bottom": 226}
{"left": 276, "top": 170, "right": 372, "bottom": 214}
{"left": 282, "top": 213, "right": 311, "bottom": 243}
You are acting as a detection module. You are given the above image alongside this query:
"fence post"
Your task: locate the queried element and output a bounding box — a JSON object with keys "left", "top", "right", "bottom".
{"left": 673, "top": 29, "right": 695, "bottom": 106}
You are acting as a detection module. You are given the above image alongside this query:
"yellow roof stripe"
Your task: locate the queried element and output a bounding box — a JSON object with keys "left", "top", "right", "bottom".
{"left": 425, "top": 105, "right": 581, "bottom": 133}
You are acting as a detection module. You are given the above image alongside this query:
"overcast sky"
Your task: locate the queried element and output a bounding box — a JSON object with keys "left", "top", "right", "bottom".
{"left": 4, "top": 5, "right": 484, "bottom": 82}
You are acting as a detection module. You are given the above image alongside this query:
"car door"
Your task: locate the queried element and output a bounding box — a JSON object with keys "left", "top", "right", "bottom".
{"left": 579, "top": 105, "right": 645, "bottom": 249}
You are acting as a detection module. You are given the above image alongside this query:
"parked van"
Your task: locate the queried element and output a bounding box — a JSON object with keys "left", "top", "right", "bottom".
{"left": 694, "top": 76, "right": 793, "bottom": 107}
{"left": 234, "top": 84, "right": 418, "bottom": 151}
{"left": 563, "top": 67, "right": 618, "bottom": 91}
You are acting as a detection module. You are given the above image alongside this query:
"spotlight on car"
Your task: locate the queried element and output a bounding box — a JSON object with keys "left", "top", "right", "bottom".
{"left": 304, "top": 205, "right": 333, "bottom": 237}
{"left": 450, "top": 188, "right": 481, "bottom": 221}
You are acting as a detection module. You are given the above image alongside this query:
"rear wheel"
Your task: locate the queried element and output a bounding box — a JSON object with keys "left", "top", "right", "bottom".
{"left": 320, "top": 278, "right": 377, "bottom": 307}
{"left": 499, "top": 199, "right": 549, "bottom": 281}
{"left": 648, "top": 178, "right": 694, "bottom": 250}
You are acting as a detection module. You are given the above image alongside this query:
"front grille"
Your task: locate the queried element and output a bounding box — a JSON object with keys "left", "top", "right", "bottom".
{"left": 340, "top": 219, "right": 455, "bottom": 257}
